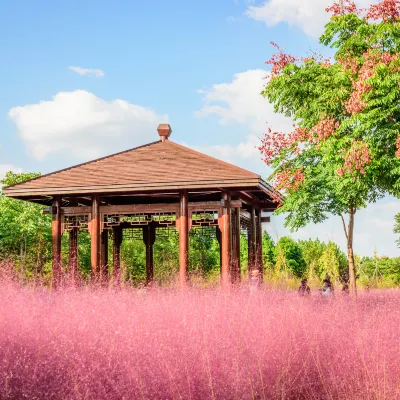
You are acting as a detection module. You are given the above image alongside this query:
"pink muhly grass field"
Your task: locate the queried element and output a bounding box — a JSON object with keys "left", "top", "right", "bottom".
{"left": 0, "top": 278, "right": 400, "bottom": 399}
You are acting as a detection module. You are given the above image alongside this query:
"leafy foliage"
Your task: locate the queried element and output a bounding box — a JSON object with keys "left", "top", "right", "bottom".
{"left": 259, "top": 0, "right": 400, "bottom": 293}
{"left": 1, "top": 172, "right": 399, "bottom": 287}
{"left": 275, "top": 237, "right": 307, "bottom": 278}
{"left": 262, "top": 231, "right": 276, "bottom": 267}
{"left": 0, "top": 172, "right": 52, "bottom": 276}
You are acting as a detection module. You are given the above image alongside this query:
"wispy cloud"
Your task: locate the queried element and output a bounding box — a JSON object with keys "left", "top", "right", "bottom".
{"left": 8, "top": 90, "right": 167, "bottom": 161}
{"left": 68, "top": 66, "right": 105, "bottom": 78}
{"left": 245, "top": 0, "right": 372, "bottom": 38}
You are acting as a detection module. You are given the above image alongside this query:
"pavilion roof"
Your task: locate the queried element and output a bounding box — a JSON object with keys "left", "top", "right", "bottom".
{"left": 4, "top": 132, "right": 277, "bottom": 204}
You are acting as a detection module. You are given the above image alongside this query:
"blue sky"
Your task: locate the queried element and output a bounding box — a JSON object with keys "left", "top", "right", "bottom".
{"left": 0, "top": 0, "right": 398, "bottom": 257}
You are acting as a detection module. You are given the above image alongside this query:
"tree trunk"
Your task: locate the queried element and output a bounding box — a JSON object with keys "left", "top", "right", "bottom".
{"left": 342, "top": 209, "right": 357, "bottom": 296}
{"left": 348, "top": 209, "right": 357, "bottom": 296}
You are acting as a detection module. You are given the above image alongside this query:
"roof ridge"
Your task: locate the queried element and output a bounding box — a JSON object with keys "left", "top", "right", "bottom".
{"left": 5, "top": 140, "right": 162, "bottom": 190}
{"left": 165, "top": 141, "right": 260, "bottom": 179}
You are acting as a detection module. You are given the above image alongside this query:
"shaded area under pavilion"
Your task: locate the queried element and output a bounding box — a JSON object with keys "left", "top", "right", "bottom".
{"left": 4, "top": 124, "right": 280, "bottom": 286}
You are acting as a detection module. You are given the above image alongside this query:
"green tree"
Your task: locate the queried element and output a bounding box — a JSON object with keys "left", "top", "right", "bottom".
{"left": 262, "top": 231, "right": 276, "bottom": 268}
{"left": 189, "top": 228, "right": 219, "bottom": 276}
{"left": 298, "top": 238, "right": 326, "bottom": 279}
{"left": 260, "top": 0, "right": 400, "bottom": 294}
{"left": 0, "top": 171, "right": 52, "bottom": 276}
{"left": 275, "top": 237, "right": 306, "bottom": 278}
{"left": 318, "top": 241, "right": 347, "bottom": 282}
{"left": 394, "top": 213, "right": 400, "bottom": 248}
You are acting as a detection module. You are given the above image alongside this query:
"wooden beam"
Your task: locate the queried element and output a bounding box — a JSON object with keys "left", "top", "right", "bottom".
{"left": 231, "top": 207, "right": 241, "bottom": 283}
{"left": 52, "top": 196, "right": 62, "bottom": 287}
{"left": 216, "top": 226, "right": 222, "bottom": 275}
{"left": 256, "top": 208, "right": 263, "bottom": 280}
{"left": 100, "top": 204, "right": 179, "bottom": 214}
{"left": 113, "top": 227, "right": 122, "bottom": 282}
{"left": 220, "top": 191, "right": 231, "bottom": 287}
{"left": 248, "top": 205, "right": 257, "bottom": 274}
{"left": 59, "top": 200, "right": 243, "bottom": 217}
{"left": 4, "top": 178, "right": 261, "bottom": 197}
{"left": 61, "top": 206, "right": 91, "bottom": 215}
{"left": 143, "top": 223, "right": 156, "bottom": 284}
{"left": 178, "top": 190, "right": 189, "bottom": 287}
{"left": 100, "top": 230, "right": 109, "bottom": 278}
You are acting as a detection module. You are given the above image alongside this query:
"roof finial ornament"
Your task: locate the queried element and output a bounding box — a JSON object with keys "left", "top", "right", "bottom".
{"left": 157, "top": 124, "right": 172, "bottom": 142}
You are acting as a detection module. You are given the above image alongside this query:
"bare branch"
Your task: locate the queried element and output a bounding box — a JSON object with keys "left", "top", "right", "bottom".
{"left": 340, "top": 214, "right": 348, "bottom": 241}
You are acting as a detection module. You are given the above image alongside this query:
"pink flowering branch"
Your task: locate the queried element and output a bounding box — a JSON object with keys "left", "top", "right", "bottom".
{"left": 367, "top": 0, "right": 400, "bottom": 22}
{"left": 273, "top": 167, "right": 305, "bottom": 192}
{"left": 342, "top": 50, "right": 399, "bottom": 114}
{"left": 265, "top": 42, "right": 297, "bottom": 82}
{"left": 395, "top": 135, "right": 400, "bottom": 157}
{"left": 337, "top": 140, "right": 373, "bottom": 177}
{"left": 326, "top": 0, "right": 360, "bottom": 16}
{"left": 326, "top": 0, "right": 400, "bottom": 21}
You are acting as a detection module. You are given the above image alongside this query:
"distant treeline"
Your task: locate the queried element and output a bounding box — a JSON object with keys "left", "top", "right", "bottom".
{"left": 1, "top": 171, "right": 399, "bottom": 287}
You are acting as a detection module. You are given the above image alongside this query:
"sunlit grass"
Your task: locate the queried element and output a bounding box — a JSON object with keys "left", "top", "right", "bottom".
{"left": 0, "top": 265, "right": 399, "bottom": 399}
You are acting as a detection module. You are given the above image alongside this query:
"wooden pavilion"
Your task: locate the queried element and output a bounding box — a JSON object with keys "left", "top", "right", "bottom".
{"left": 4, "top": 124, "right": 279, "bottom": 286}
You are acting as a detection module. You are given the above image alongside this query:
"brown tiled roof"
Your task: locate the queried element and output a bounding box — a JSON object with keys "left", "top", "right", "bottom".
{"left": 4, "top": 140, "right": 270, "bottom": 197}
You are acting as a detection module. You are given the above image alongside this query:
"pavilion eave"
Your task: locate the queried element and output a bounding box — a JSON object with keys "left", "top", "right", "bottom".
{"left": 3, "top": 177, "right": 269, "bottom": 198}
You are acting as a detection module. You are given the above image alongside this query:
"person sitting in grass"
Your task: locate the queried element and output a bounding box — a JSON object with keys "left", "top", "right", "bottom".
{"left": 298, "top": 279, "right": 311, "bottom": 296}
{"left": 249, "top": 268, "right": 261, "bottom": 289}
{"left": 320, "top": 275, "right": 333, "bottom": 297}
{"left": 340, "top": 272, "right": 350, "bottom": 295}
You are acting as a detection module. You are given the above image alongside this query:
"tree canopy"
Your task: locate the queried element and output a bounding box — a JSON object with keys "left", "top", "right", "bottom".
{"left": 259, "top": 0, "right": 400, "bottom": 294}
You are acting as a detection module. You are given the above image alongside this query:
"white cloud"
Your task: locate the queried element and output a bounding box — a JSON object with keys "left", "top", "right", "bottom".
{"left": 8, "top": 90, "right": 168, "bottom": 160}
{"left": 246, "top": 0, "right": 373, "bottom": 38}
{"left": 68, "top": 66, "right": 105, "bottom": 78}
{"left": 196, "top": 69, "right": 292, "bottom": 173}
{"left": 197, "top": 69, "right": 292, "bottom": 134}
{"left": 0, "top": 164, "right": 23, "bottom": 180}
{"left": 0, "top": 164, "right": 23, "bottom": 188}
{"left": 190, "top": 135, "right": 269, "bottom": 177}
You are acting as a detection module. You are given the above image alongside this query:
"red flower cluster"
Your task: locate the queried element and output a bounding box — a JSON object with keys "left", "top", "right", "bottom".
{"left": 259, "top": 126, "right": 309, "bottom": 165}
{"left": 395, "top": 135, "right": 400, "bottom": 157}
{"left": 265, "top": 43, "right": 333, "bottom": 83}
{"left": 337, "top": 140, "right": 372, "bottom": 176}
{"left": 367, "top": 0, "right": 400, "bottom": 21}
{"left": 260, "top": 118, "right": 339, "bottom": 167}
{"left": 326, "top": 0, "right": 400, "bottom": 21}
{"left": 345, "top": 50, "right": 398, "bottom": 114}
{"left": 338, "top": 56, "right": 359, "bottom": 74}
{"left": 326, "top": 0, "right": 359, "bottom": 16}
{"left": 265, "top": 42, "right": 297, "bottom": 81}
{"left": 274, "top": 167, "right": 305, "bottom": 192}
{"left": 310, "top": 118, "right": 340, "bottom": 143}
{"left": 302, "top": 52, "right": 332, "bottom": 68}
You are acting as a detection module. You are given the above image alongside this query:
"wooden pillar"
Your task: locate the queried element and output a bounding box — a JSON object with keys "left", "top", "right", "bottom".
{"left": 143, "top": 223, "right": 156, "bottom": 284}
{"left": 220, "top": 191, "right": 231, "bottom": 287}
{"left": 231, "top": 208, "right": 241, "bottom": 283}
{"left": 179, "top": 190, "right": 189, "bottom": 286}
{"left": 52, "top": 196, "right": 62, "bottom": 286}
{"left": 113, "top": 226, "right": 122, "bottom": 280}
{"left": 68, "top": 228, "right": 78, "bottom": 281}
{"left": 90, "top": 195, "right": 101, "bottom": 280}
{"left": 100, "top": 230, "right": 109, "bottom": 278}
{"left": 248, "top": 205, "right": 257, "bottom": 274}
{"left": 256, "top": 208, "right": 264, "bottom": 280}
{"left": 216, "top": 227, "right": 222, "bottom": 274}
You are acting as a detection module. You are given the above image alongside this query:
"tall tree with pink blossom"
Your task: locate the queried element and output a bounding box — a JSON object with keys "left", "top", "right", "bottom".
{"left": 260, "top": 0, "right": 400, "bottom": 295}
